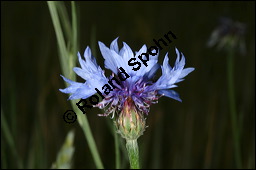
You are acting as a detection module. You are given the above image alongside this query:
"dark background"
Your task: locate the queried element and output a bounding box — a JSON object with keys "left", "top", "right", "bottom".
{"left": 1, "top": 1, "right": 255, "bottom": 169}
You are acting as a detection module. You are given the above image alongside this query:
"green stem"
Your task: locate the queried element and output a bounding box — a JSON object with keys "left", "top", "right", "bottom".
{"left": 114, "top": 125, "right": 121, "bottom": 169}
{"left": 126, "top": 139, "right": 140, "bottom": 169}
{"left": 71, "top": 1, "right": 78, "bottom": 55}
{"left": 71, "top": 100, "right": 104, "bottom": 169}
{"left": 227, "top": 49, "right": 242, "bottom": 168}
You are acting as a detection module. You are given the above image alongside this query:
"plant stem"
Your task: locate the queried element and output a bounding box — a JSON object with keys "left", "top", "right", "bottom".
{"left": 226, "top": 49, "right": 242, "bottom": 168}
{"left": 71, "top": 1, "right": 78, "bottom": 55}
{"left": 114, "top": 125, "right": 121, "bottom": 169}
{"left": 126, "top": 139, "right": 140, "bottom": 169}
{"left": 71, "top": 100, "right": 104, "bottom": 169}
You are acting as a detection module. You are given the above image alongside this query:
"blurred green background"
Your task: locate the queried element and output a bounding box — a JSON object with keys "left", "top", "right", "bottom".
{"left": 1, "top": 1, "right": 255, "bottom": 169}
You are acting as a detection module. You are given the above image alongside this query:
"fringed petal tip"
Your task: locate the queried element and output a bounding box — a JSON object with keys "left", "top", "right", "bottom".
{"left": 158, "top": 89, "right": 182, "bottom": 102}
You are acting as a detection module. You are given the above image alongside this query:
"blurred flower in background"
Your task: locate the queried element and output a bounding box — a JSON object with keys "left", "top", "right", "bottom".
{"left": 207, "top": 17, "right": 246, "bottom": 55}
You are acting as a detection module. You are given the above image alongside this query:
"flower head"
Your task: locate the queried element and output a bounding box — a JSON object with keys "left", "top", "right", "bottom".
{"left": 60, "top": 38, "right": 194, "bottom": 118}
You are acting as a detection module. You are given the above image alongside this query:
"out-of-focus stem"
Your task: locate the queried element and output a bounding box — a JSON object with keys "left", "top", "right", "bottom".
{"left": 227, "top": 48, "right": 242, "bottom": 168}
{"left": 70, "top": 100, "right": 104, "bottom": 169}
{"left": 47, "top": 2, "right": 103, "bottom": 168}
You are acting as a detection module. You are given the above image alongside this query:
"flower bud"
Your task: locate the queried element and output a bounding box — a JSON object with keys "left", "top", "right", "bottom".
{"left": 115, "top": 97, "right": 146, "bottom": 140}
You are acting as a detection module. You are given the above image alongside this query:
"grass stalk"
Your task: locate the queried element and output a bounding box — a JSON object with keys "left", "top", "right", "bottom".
{"left": 226, "top": 49, "right": 242, "bottom": 168}
{"left": 47, "top": 2, "right": 103, "bottom": 168}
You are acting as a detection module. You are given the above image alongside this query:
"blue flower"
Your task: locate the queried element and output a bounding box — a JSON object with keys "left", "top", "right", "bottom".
{"left": 60, "top": 38, "right": 194, "bottom": 116}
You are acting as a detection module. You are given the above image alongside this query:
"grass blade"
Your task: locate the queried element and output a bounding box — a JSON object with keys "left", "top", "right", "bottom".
{"left": 47, "top": 1, "right": 103, "bottom": 168}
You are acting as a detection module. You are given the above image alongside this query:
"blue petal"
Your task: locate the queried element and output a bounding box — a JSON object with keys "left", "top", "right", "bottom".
{"left": 73, "top": 67, "right": 88, "bottom": 80}
{"left": 78, "top": 52, "right": 86, "bottom": 69}
{"left": 68, "top": 86, "right": 95, "bottom": 100}
{"left": 59, "top": 84, "right": 82, "bottom": 94}
{"left": 99, "top": 41, "right": 122, "bottom": 74}
{"left": 158, "top": 89, "right": 182, "bottom": 102}
{"left": 83, "top": 46, "right": 97, "bottom": 65}
{"left": 59, "top": 75, "right": 83, "bottom": 94}
{"left": 154, "top": 48, "right": 194, "bottom": 90}
{"left": 122, "top": 42, "right": 134, "bottom": 61}
{"left": 110, "top": 37, "right": 119, "bottom": 53}
{"left": 142, "top": 63, "right": 160, "bottom": 81}
{"left": 132, "top": 44, "right": 159, "bottom": 80}
{"left": 162, "top": 53, "right": 172, "bottom": 75}
{"left": 179, "top": 68, "right": 195, "bottom": 79}
{"left": 60, "top": 75, "right": 76, "bottom": 85}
